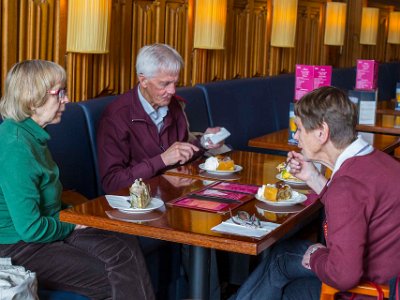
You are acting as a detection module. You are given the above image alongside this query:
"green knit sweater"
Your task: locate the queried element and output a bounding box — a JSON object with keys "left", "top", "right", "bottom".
{"left": 0, "top": 118, "right": 75, "bottom": 244}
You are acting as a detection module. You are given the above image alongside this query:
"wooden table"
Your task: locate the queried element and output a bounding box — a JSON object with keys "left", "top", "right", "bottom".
{"left": 60, "top": 151, "right": 321, "bottom": 299}
{"left": 165, "top": 150, "right": 292, "bottom": 185}
{"left": 248, "top": 129, "right": 400, "bottom": 153}
{"left": 356, "top": 115, "right": 400, "bottom": 136}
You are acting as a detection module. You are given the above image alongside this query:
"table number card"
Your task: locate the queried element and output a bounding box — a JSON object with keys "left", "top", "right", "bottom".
{"left": 348, "top": 89, "right": 378, "bottom": 125}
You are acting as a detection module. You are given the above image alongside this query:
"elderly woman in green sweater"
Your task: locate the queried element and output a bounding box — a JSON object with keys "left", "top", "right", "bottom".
{"left": 0, "top": 60, "right": 154, "bottom": 299}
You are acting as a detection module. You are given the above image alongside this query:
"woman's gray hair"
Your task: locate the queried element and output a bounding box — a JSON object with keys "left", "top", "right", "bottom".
{"left": 0, "top": 60, "right": 66, "bottom": 121}
{"left": 136, "top": 43, "right": 184, "bottom": 78}
{"left": 295, "top": 86, "right": 358, "bottom": 149}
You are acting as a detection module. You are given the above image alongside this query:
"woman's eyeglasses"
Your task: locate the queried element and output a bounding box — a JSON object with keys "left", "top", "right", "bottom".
{"left": 229, "top": 209, "right": 261, "bottom": 229}
{"left": 47, "top": 89, "right": 66, "bottom": 101}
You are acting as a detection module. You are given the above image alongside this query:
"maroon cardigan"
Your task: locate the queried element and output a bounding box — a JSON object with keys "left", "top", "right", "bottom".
{"left": 310, "top": 150, "right": 400, "bottom": 291}
{"left": 97, "top": 86, "right": 201, "bottom": 193}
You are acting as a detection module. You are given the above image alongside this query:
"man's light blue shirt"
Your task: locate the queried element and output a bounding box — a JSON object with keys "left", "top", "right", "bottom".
{"left": 137, "top": 86, "right": 168, "bottom": 132}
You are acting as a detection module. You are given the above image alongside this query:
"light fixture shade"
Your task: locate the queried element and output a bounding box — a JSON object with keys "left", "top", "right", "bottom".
{"left": 67, "top": 0, "right": 112, "bottom": 53}
{"left": 388, "top": 11, "right": 400, "bottom": 44}
{"left": 193, "top": 0, "right": 227, "bottom": 49}
{"left": 324, "top": 2, "right": 347, "bottom": 46}
{"left": 360, "top": 7, "right": 379, "bottom": 45}
{"left": 270, "top": 0, "right": 298, "bottom": 47}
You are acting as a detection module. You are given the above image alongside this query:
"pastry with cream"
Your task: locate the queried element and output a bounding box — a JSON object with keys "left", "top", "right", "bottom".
{"left": 257, "top": 181, "right": 292, "bottom": 201}
{"left": 129, "top": 178, "right": 151, "bottom": 208}
{"left": 204, "top": 155, "right": 235, "bottom": 171}
{"left": 276, "top": 162, "right": 301, "bottom": 182}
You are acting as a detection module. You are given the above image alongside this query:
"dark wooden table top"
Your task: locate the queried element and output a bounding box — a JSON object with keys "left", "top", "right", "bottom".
{"left": 248, "top": 129, "right": 400, "bottom": 153}
{"left": 356, "top": 115, "right": 400, "bottom": 136}
{"left": 60, "top": 151, "right": 321, "bottom": 256}
{"left": 165, "top": 150, "right": 291, "bottom": 185}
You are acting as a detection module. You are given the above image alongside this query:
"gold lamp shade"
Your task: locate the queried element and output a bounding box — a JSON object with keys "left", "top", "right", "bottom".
{"left": 67, "top": 0, "right": 112, "bottom": 53}
{"left": 193, "top": 0, "right": 227, "bottom": 49}
{"left": 360, "top": 7, "right": 379, "bottom": 45}
{"left": 271, "top": 0, "right": 298, "bottom": 48}
{"left": 324, "top": 2, "right": 347, "bottom": 46}
{"left": 388, "top": 11, "right": 400, "bottom": 44}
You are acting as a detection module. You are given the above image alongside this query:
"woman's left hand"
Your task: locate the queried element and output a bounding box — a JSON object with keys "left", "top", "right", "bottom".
{"left": 301, "top": 243, "right": 326, "bottom": 269}
{"left": 75, "top": 224, "right": 88, "bottom": 230}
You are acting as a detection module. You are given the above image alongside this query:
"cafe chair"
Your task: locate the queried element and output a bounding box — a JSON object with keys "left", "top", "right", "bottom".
{"left": 320, "top": 281, "right": 390, "bottom": 300}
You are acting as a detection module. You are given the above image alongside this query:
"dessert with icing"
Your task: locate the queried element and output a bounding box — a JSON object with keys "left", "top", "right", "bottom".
{"left": 128, "top": 178, "right": 151, "bottom": 208}
{"left": 257, "top": 181, "right": 293, "bottom": 201}
{"left": 276, "top": 162, "right": 301, "bottom": 182}
{"left": 204, "top": 155, "right": 235, "bottom": 171}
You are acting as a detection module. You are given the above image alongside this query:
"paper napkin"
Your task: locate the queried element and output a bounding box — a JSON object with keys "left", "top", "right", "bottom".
{"left": 211, "top": 219, "right": 280, "bottom": 238}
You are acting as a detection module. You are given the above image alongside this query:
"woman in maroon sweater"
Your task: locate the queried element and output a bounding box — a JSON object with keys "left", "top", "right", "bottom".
{"left": 231, "top": 86, "right": 400, "bottom": 300}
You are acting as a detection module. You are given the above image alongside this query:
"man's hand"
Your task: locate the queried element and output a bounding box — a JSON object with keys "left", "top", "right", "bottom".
{"left": 161, "top": 142, "right": 199, "bottom": 166}
{"left": 202, "top": 127, "right": 226, "bottom": 149}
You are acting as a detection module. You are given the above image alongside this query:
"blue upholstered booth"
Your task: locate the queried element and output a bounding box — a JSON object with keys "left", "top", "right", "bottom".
{"left": 78, "top": 95, "right": 117, "bottom": 197}
{"left": 331, "top": 67, "right": 356, "bottom": 92}
{"left": 264, "top": 73, "right": 295, "bottom": 130}
{"left": 176, "top": 86, "right": 213, "bottom": 132}
{"left": 378, "top": 62, "right": 400, "bottom": 102}
{"left": 197, "top": 77, "right": 283, "bottom": 150}
{"left": 47, "top": 103, "right": 99, "bottom": 200}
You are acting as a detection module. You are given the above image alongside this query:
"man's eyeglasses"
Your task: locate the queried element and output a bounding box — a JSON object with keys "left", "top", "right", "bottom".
{"left": 47, "top": 89, "right": 67, "bottom": 101}
{"left": 229, "top": 209, "right": 262, "bottom": 229}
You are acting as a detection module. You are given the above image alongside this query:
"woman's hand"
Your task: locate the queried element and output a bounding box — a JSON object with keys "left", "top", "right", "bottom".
{"left": 302, "top": 243, "right": 326, "bottom": 269}
{"left": 287, "top": 151, "right": 328, "bottom": 194}
{"left": 75, "top": 224, "right": 87, "bottom": 230}
{"left": 287, "top": 151, "right": 318, "bottom": 182}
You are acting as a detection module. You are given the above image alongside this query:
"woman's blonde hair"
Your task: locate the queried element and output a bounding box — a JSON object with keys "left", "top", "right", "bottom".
{"left": 0, "top": 60, "right": 66, "bottom": 121}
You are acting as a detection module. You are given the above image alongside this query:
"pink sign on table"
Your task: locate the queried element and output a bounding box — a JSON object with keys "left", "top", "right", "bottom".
{"left": 210, "top": 182, "right": 259, "bottom": 194}
{"left": 295, "top": 65, "right": 315, "bottom": 101}
{"left": 314, "top": 65, "right": 332, "bottom": 89}
{"left": 356, "top": 59, "right": 379, "bottom": 91}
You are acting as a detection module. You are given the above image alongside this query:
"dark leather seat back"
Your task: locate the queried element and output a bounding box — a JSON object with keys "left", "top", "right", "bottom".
{"left": 78, "top": 95, "right": 117, "bottom": 197}
{"left": 176, "top": 86, "right": 213, "bottom": 132}
{"left": 197, "top": 77, "right": 281, "bottom": 150}
{"left": 331, "top": 67, "right": 356, "bottom": 92}
{"left": 378, "top": 62, "right": 400, "bottom": 101}
{"left": 47, "top": 103, "right": 98, "bottom": 199}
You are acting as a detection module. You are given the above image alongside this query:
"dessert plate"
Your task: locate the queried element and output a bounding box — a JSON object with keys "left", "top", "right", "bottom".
{"left": 255, "top": 191, "right": 307, "bottom": 207}
{"left": 199, "top": 163, "right": 243, "bottom": 175}
{"left": 275, "top": 174, "right": 305, "bottom": 185}
{"left": 105, "top": 195, "right": 164, "bottom": 214}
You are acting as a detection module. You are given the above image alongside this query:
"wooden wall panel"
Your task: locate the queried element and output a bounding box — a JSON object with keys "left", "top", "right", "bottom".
{"left": 0, "top": 0, "right": 67, "bottom": 94}
{"left": 0, "top": 0, "right": 399, "bottom": 100}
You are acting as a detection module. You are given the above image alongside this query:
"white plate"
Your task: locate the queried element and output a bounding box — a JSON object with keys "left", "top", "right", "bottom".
{"left": 255, "top": 191, "right": 307, "bottom": 207}
{"left": 199, "top": 163, "right": 243, "bottom": 175}
{"left": 275, "top": 174, "right": 305, "bottom": 185}
{"left": 105, "top": 195, "right": 164, "bottom": 214}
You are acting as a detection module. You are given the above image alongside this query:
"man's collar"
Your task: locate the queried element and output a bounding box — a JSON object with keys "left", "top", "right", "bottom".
{"left": 137, "top": 85, "right": 157, "bottom": 115}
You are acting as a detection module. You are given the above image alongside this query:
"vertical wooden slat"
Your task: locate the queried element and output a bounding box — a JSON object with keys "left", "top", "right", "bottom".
{"left": 1, "top": 0, "right": 18, "bottom": 95}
